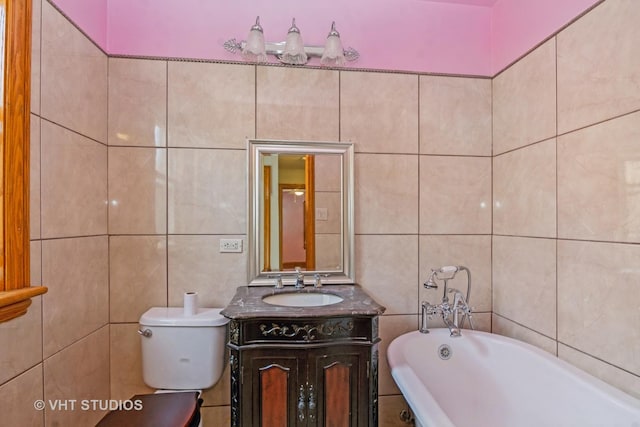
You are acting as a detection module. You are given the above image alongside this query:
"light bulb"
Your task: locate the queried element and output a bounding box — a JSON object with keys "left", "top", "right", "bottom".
{"left": 281, "top": 18, "right": 308, "bottom": 65}
{"left": 242, "top": 16, "right": 267, "bottom": 63}
{"left": 321, "top": 22, "right": 346, "bottom": 66}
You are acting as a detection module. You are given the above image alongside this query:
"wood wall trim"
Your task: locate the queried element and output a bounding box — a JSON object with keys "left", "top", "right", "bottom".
{"left": 0, "top": 286, "right": 47, "bottom": 322}
{"left": 0, "top": 0, "right": 46, "bottom": 322}
{"left": 3, "top": 0, "right": 31, "bottom": 292}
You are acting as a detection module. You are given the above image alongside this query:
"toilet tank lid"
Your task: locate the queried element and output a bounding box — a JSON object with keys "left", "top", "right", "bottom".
{"left": 140, "top": 307, "right": 230, "bottom": 327}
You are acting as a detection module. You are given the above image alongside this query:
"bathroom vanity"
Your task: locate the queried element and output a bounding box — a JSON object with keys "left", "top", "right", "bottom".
{"left": 221, "top": 285, "right": 385, "bottom": 427}
{"left": 228, "top": 139, "right": 385, "bottom": 425}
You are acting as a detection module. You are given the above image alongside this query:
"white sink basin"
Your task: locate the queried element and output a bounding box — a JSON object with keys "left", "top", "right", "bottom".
{"left": 262, "top": 292, "right": 344, "bottom": 307}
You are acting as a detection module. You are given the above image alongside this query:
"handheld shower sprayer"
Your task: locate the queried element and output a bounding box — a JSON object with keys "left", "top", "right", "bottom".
{"left": 424, "top": 265, "right": 471, "bottom": 303}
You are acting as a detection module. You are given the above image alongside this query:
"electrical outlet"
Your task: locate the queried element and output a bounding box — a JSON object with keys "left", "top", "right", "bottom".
{"left": 316, "top": 207, "right": 328, "bottom": 221}
{"left": 219, "top": 238, "right": 243, "bottom": 253}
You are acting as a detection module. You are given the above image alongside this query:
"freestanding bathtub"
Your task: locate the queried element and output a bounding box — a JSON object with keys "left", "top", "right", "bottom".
{"left": 387, "top": 329, "right": 640, "bottom": 427}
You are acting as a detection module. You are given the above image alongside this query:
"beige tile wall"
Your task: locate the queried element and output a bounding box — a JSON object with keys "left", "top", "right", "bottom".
{"left": 107, "top": 62, "right": 492, "bottom": 419}
{"left": 493, "top": 38, "right": 556, "bottom": 155}
{"left": 492, "top": 0, "right": 640, "bottom": 399}
{"left": 0, "top": 1, "right": 111, "bottom": 425}
{"left": 5, "top": 2, "right": 493, "bottom": 418}
{"left": 7, "top": 1, "right": 639, "bottom": 425}
{"left": 556, "top": 0, "right": 640, "bottom": 134}
{"left": 40, "top": 0, "right": 107, "bottom": 143}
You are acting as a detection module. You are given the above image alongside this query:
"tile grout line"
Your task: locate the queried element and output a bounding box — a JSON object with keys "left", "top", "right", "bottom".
{"left": 165, "top": 60, "right": 170, "bottom": 307}
{"left": 106, "top": 55, "right": 113, "bottom": 397}
{"left": 38, "top": 0, "right": 46, "bottom": 391}
{"left": 416, "top": 74, "right": 422, "bottom": 324}
{"left": 490, "top": 76, "right": 494, "bottom": 331}
{"left": 554, "top": 35, "right": 559, "bottom": 357}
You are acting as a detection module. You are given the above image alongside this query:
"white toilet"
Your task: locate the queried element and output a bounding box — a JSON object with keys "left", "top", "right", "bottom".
{"left": 139, "top": 306, "right": 229, "bottom": 391}
{"left": 97, "top": 306, "right": 229, "bottom": 427}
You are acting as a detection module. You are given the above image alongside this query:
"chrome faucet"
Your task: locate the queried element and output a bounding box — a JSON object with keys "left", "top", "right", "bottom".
{"left": 420, "top": 265, "right": 473, "bottom": 337}
{"left": 441, "top": 312, "right": 461, "bottom": 337}
{"left": 420, "top": 301, "right": 438, "bottom": 334}
{"left": 449, "top": 288, "right": 474, "bottom": 331}
{"left": 295, "top": 267, "right": 305, "bottom": 289}
{"left": 313, "top": 273, "right": 322, "bottom": 288}
{"left": 420, "top": 300, "right": 461, "bottom": 337}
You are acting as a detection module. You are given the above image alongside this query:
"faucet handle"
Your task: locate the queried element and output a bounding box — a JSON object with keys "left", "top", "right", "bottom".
{"left": 423, "top": 302, "right": 438, "bottom": 316}
{"left": 294, "top": 267, "right": 305, "bottom": 288}
{"left": 268, "top": 274, "right": 284, "bottom": 289}
{"left": 449, "top": 288, "right": 466, "bottom": 305}
{"left": 313, "top": 273, "right": 322, "bottom": 288}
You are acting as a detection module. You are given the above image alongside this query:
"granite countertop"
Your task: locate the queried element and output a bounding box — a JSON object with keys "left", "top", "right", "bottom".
{"left": 221, "top": 284, "right": 386, "bottom": 320}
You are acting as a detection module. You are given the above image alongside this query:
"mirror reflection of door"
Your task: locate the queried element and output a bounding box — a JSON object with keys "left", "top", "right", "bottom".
{"left": 279, "top": 184, "right": 306, "bottom": 269}
{"left": 263, "top": 165, "right": 272, "bottom": 271}
{"left": 262, "top": 154, "right": 316, "bottom": 271}
{"left": 251, "top": 140, "right": 352, "bottom": 283}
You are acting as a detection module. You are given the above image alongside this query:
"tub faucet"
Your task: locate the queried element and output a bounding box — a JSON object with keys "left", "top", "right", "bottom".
{"left": 294, "top": 267, "right": 305, "bottom": 289}
{"left": 420, "top": 301, "right": 436, "bottom": 334}
{"left": 420, "top": 301, "right": 461, "bottom": 337}
{"left": 449, "top": 288, "right": 474, "bottom": 331}
{"left": 442, "top": 314, "right": 461, "bottom": 337}
{"left": 420, "top": 265, "right": 473, "bottom": 337}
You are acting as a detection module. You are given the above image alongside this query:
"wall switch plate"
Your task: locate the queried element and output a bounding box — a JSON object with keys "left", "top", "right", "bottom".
{"left": 220, "top": 238, "right": 243, "bottom": 253}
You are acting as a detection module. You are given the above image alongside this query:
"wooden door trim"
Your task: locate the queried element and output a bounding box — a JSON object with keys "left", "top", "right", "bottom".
{"left": 0, "top": 0, "right": 47, "bottom": 323}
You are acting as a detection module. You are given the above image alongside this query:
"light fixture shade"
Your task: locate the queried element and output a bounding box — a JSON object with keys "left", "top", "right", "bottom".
{"left": 281, "top": 18, "right": 308, "bottom": 65}
{"left": 321, "top": 22, "right": 346, "bottom": 66}
{"left": 242, "top": 16, "right": 267, "bottom": 63}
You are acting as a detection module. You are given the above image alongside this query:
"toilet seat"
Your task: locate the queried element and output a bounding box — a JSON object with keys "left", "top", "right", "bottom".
{"left": 96, "top": 391, "right": 202, "bottom": 427}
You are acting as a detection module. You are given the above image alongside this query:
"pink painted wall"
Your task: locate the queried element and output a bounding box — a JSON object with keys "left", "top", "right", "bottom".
{"left": 49, "top": 0, "right": 107, "bottom": 48}
{"left": 48, "top": 0, "right": 603, "bottom": 76}
{"left": 491, "top": 0, "right": 602, "bottom": 73}
{"left": 106, "top": 0, "right": 492, "bottom": 76}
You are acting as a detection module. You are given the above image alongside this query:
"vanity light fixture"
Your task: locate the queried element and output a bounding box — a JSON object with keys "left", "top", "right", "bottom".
{"left": 320, "top": 22, "right": 346, "bottom": 66}
{"left": 281, "top": 18, "right": 307, "bottom": 65}
{"left": 241, "top": 16, "right": 268, "bottom": 63}
{"left": 224, "top": 16, "right": 359, "bottom": 66}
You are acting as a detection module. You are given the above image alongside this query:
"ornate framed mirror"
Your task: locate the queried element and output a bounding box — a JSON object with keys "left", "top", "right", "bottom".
{"left": 248, "top": 139, "right": 354, "bottom": 285}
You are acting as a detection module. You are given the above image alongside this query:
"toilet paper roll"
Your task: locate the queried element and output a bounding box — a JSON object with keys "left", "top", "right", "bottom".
{"left": 183, "top": 292, "right": 198, "bottom": 316}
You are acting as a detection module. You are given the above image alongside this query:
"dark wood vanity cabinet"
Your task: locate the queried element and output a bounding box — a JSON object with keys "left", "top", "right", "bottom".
{"left": 227, "top": 316, "right": 381, "bottom": 427}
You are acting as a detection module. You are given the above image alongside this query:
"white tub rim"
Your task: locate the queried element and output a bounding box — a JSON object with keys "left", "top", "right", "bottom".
{"left": 387, "top": 328, "right": 640, "bottom": 427}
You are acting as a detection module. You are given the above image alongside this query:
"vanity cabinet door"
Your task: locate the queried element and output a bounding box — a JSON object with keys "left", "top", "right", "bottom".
{"left": 308, "top": 346, "right": 370, "bottom": 427}
{"left": 245, "top": 350, "right": 307, "bottom": 427}
{"left": 242, "top": 346, "right": 371, "bottom": 427}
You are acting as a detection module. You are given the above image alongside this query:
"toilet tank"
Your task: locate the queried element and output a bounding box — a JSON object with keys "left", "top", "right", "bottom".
{"left": 139, "top": 307, "right": 229, "bottom": 390}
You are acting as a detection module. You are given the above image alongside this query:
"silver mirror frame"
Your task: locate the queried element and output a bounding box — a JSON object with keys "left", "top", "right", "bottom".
{"left": 248, "top": 139, "right": 354, "bottom": 285}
